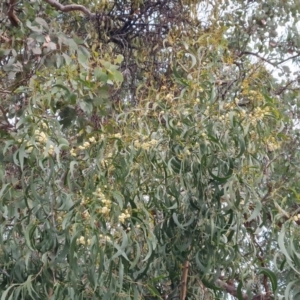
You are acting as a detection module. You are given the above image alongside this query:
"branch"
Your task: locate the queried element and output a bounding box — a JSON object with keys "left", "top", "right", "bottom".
{"left": 275, "top": 77, "right": 300, "bottom": 95}
{"left": 216, "top": 279, "right": 247, "bottom": 300}
{"left": 277, "top": 53, "right": 300, "bottom": 66}
{"left": 7, "top": 0, "right": 20, "bottom": 27}
{"left": 0, "top": 89, "right": 12, "bottom": 94}
{"left": 0, "top": 35, "right": 12, "bottom": 44}
{"left": 43, "top": 0, "right": 94, "bottom": 17}
{"left": 180, "top": 260, "right": 189, "bottom": 300}
{"left": 241, "top": 51, "right": 276, "bottom": 67}
{"left": 216, "top": 279, "right": 273, "bottom": 300}
{"left": 241, "top": 51, "right": 300, "bottom": 68}
{"left": 0, "top": 106, "right": 11, "bottom": 126}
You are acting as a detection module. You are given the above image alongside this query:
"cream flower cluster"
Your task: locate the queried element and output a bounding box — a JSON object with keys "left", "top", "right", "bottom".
{"left": 118, "top": 209, "right": 131, "bottom": 223}
{"left": 248, "top": 107, "right": 270, "bottom": 125}
{"left": 100, "top": 152, "right": 113, "bottom": 168}
{"left": 79, "top": 192, "right": 89, "bottom": 205}
{"left": 204, "top": 105, "right": 210, "bottom": 116}
{"left": 70, "top": 148, "right": 77, "bottom": 157}
{"left": 46, "top": 144, "right": 55, "bottom": 156}
{"left": 265, "top": 136, "right": 280, "bottom": 152}
{"left": 293, "top": 214, "right": 300, "bottom": 222}
{"left": 99, "top": 234, "right": 111, "bottom": 242}
{"left": 166, "top": 93, "right": 174, "bottom": 101}
{"left": 247, "top": 90, "right": 264, "bottom": 103}
{"left": 82, "top": 210, "right": 90, "bottom": 219}
{"left": 112, "top": 133, "right": 122, "bottom": 139}
{"left": 24, "top": 128, "right": 55, "bottom": 157}
{"left": 34, "top": 129, "right": 47, "bottom": 143}
{"left": 134, "top": 139, "right": 158, "bottom": 151}
{"left": 79, "top": 137, "right": 97, "bottom": 150}
{"left": 76, "top": 235, "right": 91, "bottom": 246}
{"left": 223, "top": 102, "right": 235, "bottom": 110}
{"left": 25, "top": 129, "right": 47, "bottom": 153}
{"left": 93, "top": 188, "right": 112, "bottom": 216}
{"left": 70, "top": 136, "right": 97, "bottom": 156}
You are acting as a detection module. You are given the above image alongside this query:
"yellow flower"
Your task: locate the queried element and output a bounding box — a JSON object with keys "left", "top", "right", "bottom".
{"left": 166, "top": 93, "right": 173, "bottom": 101}
{"left": 134, "top": 140, "right": 141, "bottom": 148}
{"left": 77, "top": 236, "right": 86, "bottom": 245}
{"left": 101, "top": 206, "right": 110, "bottom": 214}
{"left": 26, "top": 141, "right": 34, "bottom": 153}
{"left": 89, "top": 136, "right": 96, "bottom": 143}
{"left": 70, "top": 148, "right": 77, "bottom": 157}
{"left": 41, "top": 121, "right": 48, "bottom": 129}
{"left": 48, "top": 144, "right": 55, "bottom": 156}
{"left": 82, "top": 210, "right": 90, "bottom": 219}
{"left": 83, "top": 141, "right": 90, "bottom": 149}
{"left": 113, "top": 133, "right": 122, "bottom": 139}
{"left": 34, "top": 130, "right": 47, "bottom": 143}
{"left": 119, "top": 211, "right": 131, "bottom": 223}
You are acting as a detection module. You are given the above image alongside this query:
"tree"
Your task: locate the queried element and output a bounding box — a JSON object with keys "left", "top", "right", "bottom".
{"left": 1, "top": 0, "right": 300, "bottom": 299}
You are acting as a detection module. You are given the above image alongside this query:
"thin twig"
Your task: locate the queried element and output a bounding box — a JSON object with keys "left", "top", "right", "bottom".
{"left": 241, "top": 51, "right": 276, "bottom": 66}
{"left": 0, "top": 89, "right": 12, "bottom": 94}
{"left": 241, "top": 51, "right": 300, "bottom": 68}
{"left": 277, "top": 53, "right": 300, "bottom": 66}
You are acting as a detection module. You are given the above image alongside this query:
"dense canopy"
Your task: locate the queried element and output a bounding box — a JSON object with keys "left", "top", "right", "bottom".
{"left": 1, "top": 0, "right": 300, "bottom": 299}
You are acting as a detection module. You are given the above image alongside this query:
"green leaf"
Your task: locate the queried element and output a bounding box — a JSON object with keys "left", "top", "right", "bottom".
{"left": 258, "top": 268, "right": 277, "bottom": 293}
{"left": 285, "top": 280, "right": 297, "bottom": 300}
{"left": 52, "top": 84, "right": 71, "bottom": 97}
{"left": 1, "top": 284, "right": 20, "bottom": 300}
{"left": 278, "top": 226, "right": 292, "bottom": 262}
{"left": 0, "top": 183, "right": 10, "bottom": 199}
{"left": 35, "top": 17, "right": 49, "bottom": 30}
{"left": 172, "top": 212, "right": 185, "bottom": 230}
{"left": 112, "top": 70, "right": 123, "bottom": 82}
{"left": 147, "top": 284, "right": 162, "bottom": 298}
{"left": 94, "top": 67, "right": 108, "bottom": 82}
{"left": 25, "top": 223, "right": 37, "bottom": 251}
{"left": 114, "top": 54, "right": 124, "bottom": 64}
{"left": 130, "top": 241, "right": 141, "bottom": 269}
{"left": 119, "top": 259, "right": 124, "bottom": 291}
{"left": 237, "top": 282, "right": 243, "bottom": 300}
{"left": 112, "top": 230, "right": 129, "bottom": 260}
{"left": 246, "top": 201, "right": 262, "bottom": 222}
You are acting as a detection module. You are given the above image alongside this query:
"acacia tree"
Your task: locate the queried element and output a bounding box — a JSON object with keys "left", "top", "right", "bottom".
{"left": 1, "top": 0, "right": 300, "bottom": 299}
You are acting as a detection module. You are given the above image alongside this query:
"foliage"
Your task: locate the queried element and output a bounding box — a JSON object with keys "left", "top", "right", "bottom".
{"left": 1, "top": 0, "right": 300, "bottom": 299}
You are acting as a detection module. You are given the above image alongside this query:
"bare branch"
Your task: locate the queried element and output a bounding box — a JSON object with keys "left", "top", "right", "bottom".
{"left": 43, "top": 0, "right": 94, "bottom": 17}
{"left": 241, "top": 51, "right": 276, "bottom": 66}
{"left": 275, "top": 77, "right": 300, "bottom": 95}
{"left": 0, "top": 89, "right": 12, "bottom": 94}
{"left": 277, "top": 53, "right": 300, "bottom": 66}
{"left": 180, "top": 260, "right": 189, "bottom": 300}
{"left": 241, "top": 51, "right": 300, "bottom": 68}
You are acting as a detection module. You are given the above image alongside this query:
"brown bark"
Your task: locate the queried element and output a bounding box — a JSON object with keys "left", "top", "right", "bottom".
{"left": 180, "top": 260, "right": 189, "bottom": 300}
{"left": 43, "top": 0, "right": 94, "bottom": 17}
{"left": 6, "top": 0, "right": 20, "bottom": 27}
{"left": 216, "top": 279, "right": 273, "bottom": 300}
